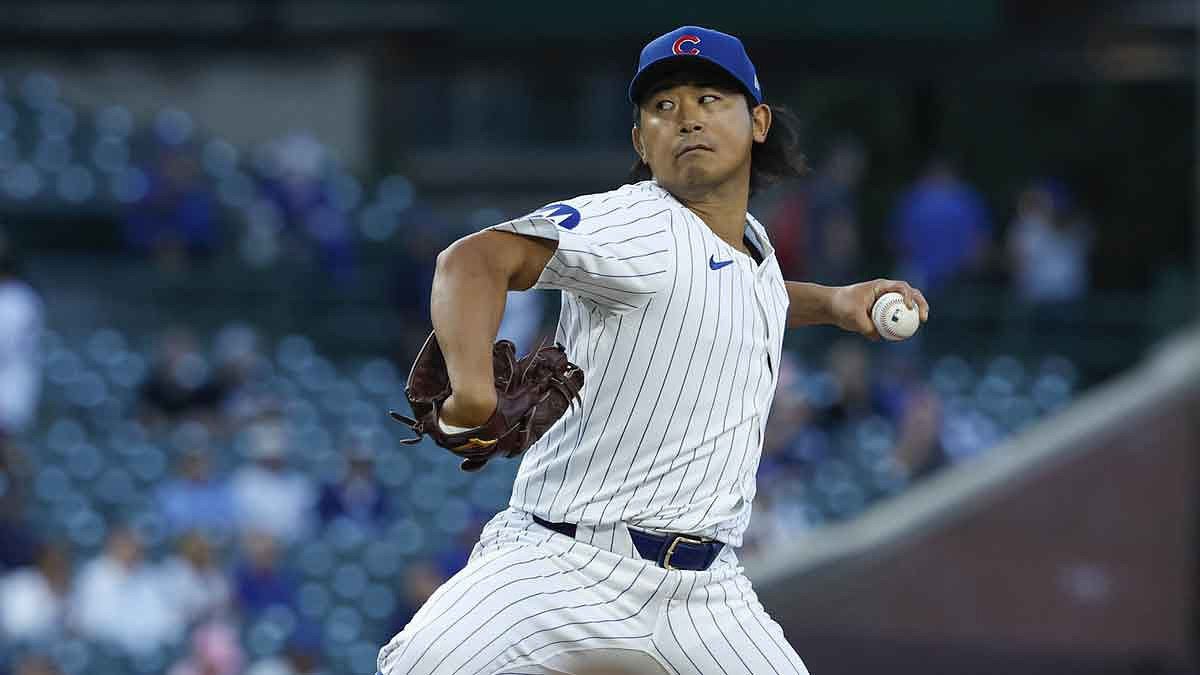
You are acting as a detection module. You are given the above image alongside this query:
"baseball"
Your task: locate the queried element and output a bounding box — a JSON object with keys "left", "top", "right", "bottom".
{"left": 872, "top": 292, "right": 920, "bottom": 341}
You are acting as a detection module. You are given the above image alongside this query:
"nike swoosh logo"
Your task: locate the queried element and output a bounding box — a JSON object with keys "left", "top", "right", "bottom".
{"left": 709, "top": 255, "right": 733, "bottom": 270}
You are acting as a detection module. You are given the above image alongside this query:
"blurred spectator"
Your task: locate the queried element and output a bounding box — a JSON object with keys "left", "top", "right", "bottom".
{"left": 811, "top": 206, "right": 862, "bottom": 286}
{"left": 1007, "top": 179, "right": 1092, "bottom": 304}
{"left": 891, "top": 386, "right": 947, "bottom": 481}
{"left": 390, "top": 214, "right": 447, "bottom": 354}
{"left": 889, "top": 159, "right": 992, "bottom": 293}
{"left": 0, "top": 516, "right": 36, "bottom": 574}
{"left": 157, "top": 532, "right": 231, "bottom": 626}
{"left": 167, "top": 618, "right": 244, "bottom": 675}
{"left": 257, "top": 134, "right": 356, "bottom": 283}
{"left": 316, "top": 441, "right": 385, "bottom": 529}
{"left": 765, "top": 187, "right": 808, "bottom": 279}
{"left": 245, "top": 626, "right": 324, "bottom": 675}
{"left": 232, "top": 532, "right": 297, "bottom": 616}
{"left": 809, "top": 138, "right": 868, "bottom": 230}
{"left": 157, "top": 450, "right": 235, "bottom": 537}
{"left": 390, "top": 215, "right": 440, "bottom": 315}
{"left": 139, "top": 327, "right": 225, "bottom": 425}
{"left": 0, "top": 232, "right": 43, "bottom": 435}
{"left": 0, "top": 440, "right": 36, "bottom": 571}
{"left": 435, "top": 513, "right": 488, "bottom": 579}
{"left": 767, "top": 137, "right": 866, "bottom": 280}
{"left": 0, "top": 542, "right": 72, "bottom": 642}
{"left": 72, "top": 527, "right": 184, "bottom": 654}
{"left": 815, "top": 338, "right": 903, "bottom": 429}
{"left": 123, "top": 149, "right": 219, "bottom": 275}
{"left": 760, "top": 390, "right": 828, "bottom": 476}
{"left": 389, "top": 561, "right": 444, "bottom": 635}
{"left": 211, "top": 323, "right": 276, "bottom": 428}
{"left": 768, "top": 391, "right": 806, "bottom": 458}
{"left": 759, "top": 353, "right": 828, "bottom": 475}
{"left": 230, "top": 418, "right": 315, "bottom": 543}
{"left": 12, "top": 655, "right": 62, "bottom": 675}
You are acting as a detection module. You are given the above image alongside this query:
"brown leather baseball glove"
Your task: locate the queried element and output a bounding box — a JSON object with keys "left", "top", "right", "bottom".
{"left": 389, "top": 331, "right": 584, "bottom": 471}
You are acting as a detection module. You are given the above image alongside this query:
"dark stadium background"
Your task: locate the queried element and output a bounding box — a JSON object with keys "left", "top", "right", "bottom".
{"left": 0, "top": 2, "right": 1194, "bottom": 674}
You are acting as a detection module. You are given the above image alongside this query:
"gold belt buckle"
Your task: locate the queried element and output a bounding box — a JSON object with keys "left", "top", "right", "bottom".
{"left": 662, "top": 534, "right": 705, "bottom": 571}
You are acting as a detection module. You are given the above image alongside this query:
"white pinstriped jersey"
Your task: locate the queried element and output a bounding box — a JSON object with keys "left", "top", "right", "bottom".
{"left": 487, "top": 179, "right": 788, "bottom": 548}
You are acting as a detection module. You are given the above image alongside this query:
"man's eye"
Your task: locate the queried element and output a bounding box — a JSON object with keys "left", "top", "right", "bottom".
{"left": 655, "top": 100, "right": 674, "bottom": 111}
{"left": 700, "top": 94, "right": 719, "bottom": 103}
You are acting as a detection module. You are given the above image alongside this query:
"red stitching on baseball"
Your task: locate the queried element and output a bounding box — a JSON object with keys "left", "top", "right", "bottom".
{"left": 878, "top": 299, "right": 905, "bottom": 338}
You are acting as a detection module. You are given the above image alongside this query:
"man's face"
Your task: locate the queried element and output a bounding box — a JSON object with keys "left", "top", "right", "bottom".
{"left": 633, "top": 77, "right": 769, "bottom": 197}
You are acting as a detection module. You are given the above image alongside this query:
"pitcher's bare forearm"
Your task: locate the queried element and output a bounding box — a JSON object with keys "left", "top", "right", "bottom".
{"left": 786, "top": 279, "right": 929, "bottom": 337}
{"left": 432, "top": 238, "right": 508, "bottom": 402}
{"left": 784, "top": 281, "right": 836, "bottom": 328}
{"left": 429, "top": 231, "right": 556, "bottom": 425}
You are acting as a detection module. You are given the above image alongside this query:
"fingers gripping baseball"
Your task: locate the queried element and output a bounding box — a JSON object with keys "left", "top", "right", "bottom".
{"left": 869, "top": 280, "right": 927, "bottom": 341}
{"left": 872, "top": 279, "right": 930, "bottom": 322}
{"left": 834, "top": 279, "right": 930, "bottom": 341}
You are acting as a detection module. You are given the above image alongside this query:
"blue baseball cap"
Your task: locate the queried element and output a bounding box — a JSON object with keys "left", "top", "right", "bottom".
{"left": 628, "top": 25, "right": 762, "bottom": 106}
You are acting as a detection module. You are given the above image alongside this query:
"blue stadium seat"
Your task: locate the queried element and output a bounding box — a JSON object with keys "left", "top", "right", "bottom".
{"left": 47, "top": 417, "right": 87, "bottom": 454}
{"left": 95, "top": 105, "right": 133, "bottom": 138}
{"left": 332, "top": 562, "right": 369, "bottom": 601}
{"left": 63, "top": 506, "right": 106, "bottom": 549}
{"left": 298, "top": 539, "right": 336, "bottom": 578}
{"left": 298, "top": 580, "right": 333, "bottom": 620}
{"left": 64, "top": 441, "right": 103, "bottom": 482}
{"left": 349, "top": 639, "right": 385, "bottom": 675}
{"left": 357, "top": 358, "right": 401, "bottom": 397}
{"left": 34, "top": 136, "right": 72, "bottom": 173}
{"left": 247, "top": 604, "right": 299, "bottom": 659}
{"left": 930, "top": 354, "right": 974, "bottom": 397}
{"left": 363, "top": 540, "right": 405, "bottom": 580}
{"left": 50, "top": 636, "right": 93, "bottom": 675}
{"left": 433, "top": 497, "right": 472, "bottom": 537}
{"left": 56, "top": 164, "right": 97, "bottom": 202}
{"left": 125, "top": 443, "right": 168, "bottom": 484}
{"left": 298, "top": 357, "right": 337, "bottom": 392}
{"left": 85, "top": 329, "right": 128, "bottom": 365}
{"left": 324, "top": 606, "right": 364, "bottom": 645}
{"left": 277, "top": 335, "right": 316, "bottom": 373}
{"left": 384, "top": 517, "right": 426, "bottom": 557}
{"left": 0, "top": 100, "right": 16, "bottom": 136}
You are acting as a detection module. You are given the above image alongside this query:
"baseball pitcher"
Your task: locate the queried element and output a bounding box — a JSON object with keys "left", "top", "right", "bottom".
{"left": 379, "top": 25, "right": 929, "bottom": 675}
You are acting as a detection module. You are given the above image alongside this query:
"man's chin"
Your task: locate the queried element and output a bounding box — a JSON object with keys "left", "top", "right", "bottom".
{"left": 661, "top": 167, "right": 722, "bottom": 195}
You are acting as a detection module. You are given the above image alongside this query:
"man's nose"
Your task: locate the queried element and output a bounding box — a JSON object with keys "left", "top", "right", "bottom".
{"left": 677, "top": 98, "right": 704, "bottom": 133}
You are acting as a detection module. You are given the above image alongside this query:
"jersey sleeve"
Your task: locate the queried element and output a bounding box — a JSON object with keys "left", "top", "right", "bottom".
{"left": 487, "top": 195, "right": 675, "bottom": 314}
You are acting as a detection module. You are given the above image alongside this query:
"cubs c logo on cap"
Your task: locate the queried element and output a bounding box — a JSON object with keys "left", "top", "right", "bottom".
{"left": 671, "top": 34, "right": 701, "bottom": 55}
{"left": 629, "top": 26, "right": 762, "bottom": 105}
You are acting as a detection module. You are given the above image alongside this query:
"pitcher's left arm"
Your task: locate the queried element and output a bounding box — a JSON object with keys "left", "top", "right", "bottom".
{"left": 785, "top": 279, "right": 929, "bottom": 340}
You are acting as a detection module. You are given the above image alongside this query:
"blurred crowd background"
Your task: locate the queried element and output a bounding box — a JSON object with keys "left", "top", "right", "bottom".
{"left": 0, "top": 2, "right": 1195, "bottom": 674}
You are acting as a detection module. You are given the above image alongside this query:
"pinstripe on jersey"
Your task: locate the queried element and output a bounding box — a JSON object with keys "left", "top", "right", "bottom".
{"left": 487, "top": 180, "right": 788, "bottom": 548}
{"left": 376, "top": 507, "right": 810, "bottom": 674}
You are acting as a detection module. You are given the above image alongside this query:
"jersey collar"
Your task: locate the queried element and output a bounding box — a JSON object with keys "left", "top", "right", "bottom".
{"left": 744, "top": 213, "right": 774, "bottom": 261}
{"left": 642, "top": 179, "right": 776, "bottom": 262}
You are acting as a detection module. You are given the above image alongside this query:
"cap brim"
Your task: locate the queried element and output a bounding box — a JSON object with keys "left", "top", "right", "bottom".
{"left": 628, "top": 55, "right": 755, "bottom": 105}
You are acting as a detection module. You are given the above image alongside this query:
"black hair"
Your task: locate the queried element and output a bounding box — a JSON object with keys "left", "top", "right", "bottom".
{"left": 628, "top": 64, "right": 807, "bottom": 197}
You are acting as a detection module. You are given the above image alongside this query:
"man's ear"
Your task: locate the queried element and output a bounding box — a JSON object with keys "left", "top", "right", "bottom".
{"left": 752, "top": 103, "right": 772, "bottom": 144}
{"left": 631, "top": 125, "right": 646, "bottom": 162}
